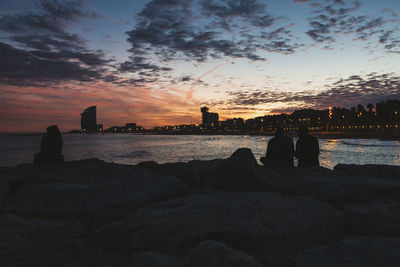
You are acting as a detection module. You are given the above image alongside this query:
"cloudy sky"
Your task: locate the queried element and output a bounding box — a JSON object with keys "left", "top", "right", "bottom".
{"left": 0, "top": 0, "right": 399, "bottom": 132}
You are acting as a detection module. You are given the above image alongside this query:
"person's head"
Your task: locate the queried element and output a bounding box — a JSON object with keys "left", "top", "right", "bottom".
{"left": 298, "top": 125, "right": 309, "bottom": 137}
{"left": 46, "top": 125, "right": 62, "bottom": 144}
{"left": 275, "top": 127, "right": 284, "bottom": 138}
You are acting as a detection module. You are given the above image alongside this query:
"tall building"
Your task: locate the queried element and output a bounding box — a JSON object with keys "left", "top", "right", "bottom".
{"left": 201, "top": 106, "right": 219, "bottom": 128}
{"left": 81, "top": 106, "right": 97, "bottom": 132}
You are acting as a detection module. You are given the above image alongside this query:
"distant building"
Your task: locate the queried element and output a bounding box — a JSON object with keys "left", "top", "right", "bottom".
{"left": 201, "top": 107, "right": 219, "bottom": 128}
{"left": 81, "top": 106, "right": 97, "bottom": 132}
{"left": 125, "top": 123, "right": 137, "bottom": 132}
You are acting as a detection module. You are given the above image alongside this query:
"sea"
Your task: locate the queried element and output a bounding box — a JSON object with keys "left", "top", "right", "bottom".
{"left": 1, "top": 134, "right": 400, "bottom": 169}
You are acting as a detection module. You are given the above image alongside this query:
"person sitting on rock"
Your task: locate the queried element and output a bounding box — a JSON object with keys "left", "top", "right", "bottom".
{"left": 34, "top": 125, "right": 64, "bottom": 164}
{"left": 260, "top": 127, "right": 294, "bottom": 167}
{"left": 295, "top": 125, "right": 319, "bottom": 167}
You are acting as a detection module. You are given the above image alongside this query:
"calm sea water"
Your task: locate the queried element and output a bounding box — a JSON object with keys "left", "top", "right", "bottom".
{"left": 1, "top": 134, "right": 400, "bottom": 169}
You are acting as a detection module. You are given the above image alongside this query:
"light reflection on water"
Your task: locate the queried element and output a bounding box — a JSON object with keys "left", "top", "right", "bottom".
{"left": 1, "top": 134, "right": 400, "bottom": 169}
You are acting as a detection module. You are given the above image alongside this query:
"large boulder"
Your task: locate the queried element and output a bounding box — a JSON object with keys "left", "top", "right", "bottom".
{"left": 123, "top": 252, "right": 180, "bottom": 267}
{"left": 211, "top": 148, "right": 275, "bottom": 191}
{"left": 181, "top": 240, "right": 263, "bottom": 267}
{"left": 334, "top": 164, "right": 400, "bottom": 180}
{"left": 259, "top": 167, "right": 400, "bottom": 206}
{"left": 296, "top": 236, "right": 400, "bottom": 267}
{"left": 97, "top": 192, "right": 345, "bottom": 266}
{"left": 0, "top": 214, "right": 90, "bottom": 266}
{"left": 4, "top": 159, "right": 187, "bottom": 227}
{"left": 136, "top": 159, "right": 224, "bottom": 187}
{"left": 343, "top": 199, "right": 400, "bottom": 235}
{"left": 0, "top": 178, "right": 8, "bottom": 205}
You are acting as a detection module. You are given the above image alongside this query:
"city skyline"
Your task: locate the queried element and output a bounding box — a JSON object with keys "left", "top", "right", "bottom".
{"left": 0, "top": 0, "right": 399, "bottom": 132}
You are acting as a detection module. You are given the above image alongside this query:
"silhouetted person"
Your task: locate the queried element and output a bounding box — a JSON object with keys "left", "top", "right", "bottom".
{"left": 34, "top": 125, "right": 64, "bottom": 164}
{"left": 261, "top": 127, "right": 294, "bottom": 167}
{"left": 295, "top": 126, "right": 319, "bottom": 167}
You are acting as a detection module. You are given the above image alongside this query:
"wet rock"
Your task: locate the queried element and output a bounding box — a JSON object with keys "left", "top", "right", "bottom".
{"left": 0, "top": 214, "right": 89, "bottom": 266}
{"left": 334, "top": 164, "right": 400, "bottom": 180}
{"left": 182, "top": 240, "right": 262, "bottom": 267}
{"left": 343, "top": 199, "right": 400, "bottom": 235}
{"left": 97, "top": 192, "right": 344, "bottom": 266}
{"left": 211, "top": 148, "right": 275, "bottom": 191}
{"left": 296, "top": 236, "right": 400, "bottom": 267}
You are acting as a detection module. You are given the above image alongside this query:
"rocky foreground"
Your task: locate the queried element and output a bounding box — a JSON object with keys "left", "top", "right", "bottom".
{"left": 1, "top": 148, "right": 400, "bottom": 267}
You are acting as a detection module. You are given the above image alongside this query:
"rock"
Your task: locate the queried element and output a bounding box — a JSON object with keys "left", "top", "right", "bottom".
{"left": 0, "top": 214, "right": 89, "bottom": 266}
{"left": 123, "top": 252, "right": 180, "bottom": 267}
{"left": 260, "top": 167, "right": 400, "bottom": 206}
{"left": 5, "top": 160, "right": 187, "bottom": 227}
{"left": 155, "top": 162, "right": 202, "bottom": 187}
{"left": 97, "top": 192, "right": 344, "bottom": 266}
{"left": 0, "top": 178, "right": 9, "bottom": 205}
{"left": 135, "top": 161, "right": 159, "bottom": 170}
{"left": 136, "top": 159, "right": 224, "bottom": 187}
{"left": 296, "top": 236, "right": 400, "bottom": 267}
{"left": 182, "top": 240, "right": 263, "bottom": 267}
{"left": 334, "top": 164, "right": 400, "bottom": 180}
{"left": 343, "top": 199, "right": 400, "bottom": 235}
{"left": 211, "top": 148, "right": 275, "bottom": 191}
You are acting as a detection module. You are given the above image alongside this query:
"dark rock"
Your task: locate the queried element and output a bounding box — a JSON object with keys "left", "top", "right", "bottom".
{"left": 0, "top": 214, "right": 89, "bottom": 266}
{"left": 211, "top": 148, "right": 275, "bottom": 191}
{"left": 182, "top": 240, "right": 262, "bottom": 267}
{"left": 343, "top": 199, "right": 400, "bottom": 235}
{"left": 136, "top": 159, "right": 224, "bottom": 187}
{"left": 260, "top": 167, "right": 400, "bottom": 206}
{"left": 0, "top": 178, "right": 9, "bottom": 205}
{"left": 97, "top": 192, "right": 344, "bottom": 266}
{"left": 296, "top": 236, "right": 400, "bottom": 267}
{"left": 4, "top": 160, "right": 187, "bottom": 227}
{"left": 334, "top": 164, "right": 400, "bottom": 179}
{"left": 135, "top": 161, "right": 159, "bottom": 170}
{"left": 123, "top": 252, "right": 180, "bottom": 267}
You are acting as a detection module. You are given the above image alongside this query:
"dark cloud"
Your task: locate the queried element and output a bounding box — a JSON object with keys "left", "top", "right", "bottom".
{"left": 0, "top": 0, "right": 111, "bottom": 86}
{"left": 0, "top": 42, "right": 104, "bottom": 86}
{"left": 122, "top": 0, "right": 303, "bottom": 76}
{"left": 303, "top": 0, "right": 399, "bottom": 53}
{"left": 222, "top": 73, "right": 400, "bottom": 112}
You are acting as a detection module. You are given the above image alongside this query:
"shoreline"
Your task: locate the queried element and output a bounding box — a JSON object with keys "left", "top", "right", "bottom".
{"left": 3, "top": 131, "right": 400, "bottom": 141}
{"left": 66, "top": 131, "right": 400, "bottom": 141}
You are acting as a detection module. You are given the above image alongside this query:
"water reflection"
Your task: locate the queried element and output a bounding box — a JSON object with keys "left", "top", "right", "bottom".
{"left": 319, "top": 139, "right": 340, "bottom": 169}
{"left": 1, "top": 134, "right": 399, "bottom": 169}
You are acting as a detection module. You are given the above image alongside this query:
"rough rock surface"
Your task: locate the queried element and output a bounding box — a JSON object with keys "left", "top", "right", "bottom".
{"left": 97, "top": 192, "right": 344, "bottom": 266}
{"left": 137, "top": 159, "right": 230, "bottom": 187}
{"left": 123, "top": 252, "right": 180, "bottom": 267}
{"left": 2, "top": 148, "right": 400, "bottom": 266}
{"left": 211, "top": 148, "right": 275, "bottom": 191}
{"left": 181, "top": 240, "right": 263, "bottom": 267}
{"left": 343, "top": 199, "right": 400, "bottom": 235}
{"left": 261, "top": 166, "right": 400, "bottom": 206}
{"left": 0, "top": 214, "right": 88, "bottom": 266}
{"left": 3, "top": 159, "right": 187, "bottom": 227}
{"left": 296, "top": 236, "right": 400, "bottom": 267}
{"left": 334, "top": 163, "right": 400, "bottom": 179}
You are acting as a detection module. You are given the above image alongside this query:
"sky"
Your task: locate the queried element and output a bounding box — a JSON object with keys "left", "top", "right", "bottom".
{"left": 0, "top": 0, "right": 399, "bottom": 132}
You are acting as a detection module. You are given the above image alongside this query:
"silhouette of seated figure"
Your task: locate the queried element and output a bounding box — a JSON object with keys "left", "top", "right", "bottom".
{"left": 34, "top": 125, "right": 64, "bottom": 164}
{"left": 295, "top": 126, "right": 319, "bottom": 167}
{"left": 260, "top": 127, "right": 294, "bottom": 167}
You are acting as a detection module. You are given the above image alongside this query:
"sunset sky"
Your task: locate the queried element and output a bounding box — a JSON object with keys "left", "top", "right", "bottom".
{"left": 0, "top": 0, "right": 399, "bottom": 132}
